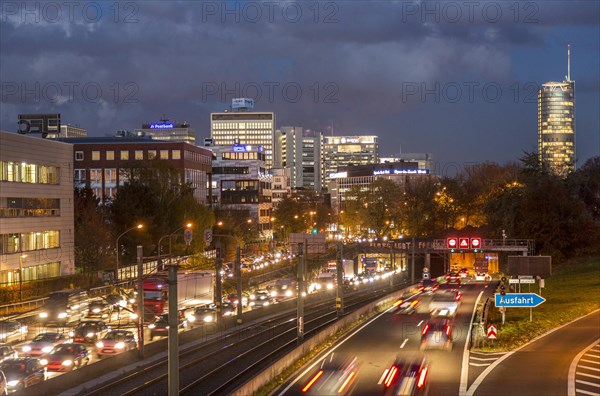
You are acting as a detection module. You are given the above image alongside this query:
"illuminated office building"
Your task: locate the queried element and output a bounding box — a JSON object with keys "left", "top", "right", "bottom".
{"left": 211, "top": 100, "right": 275, "bottom": 169}
{"left": 538, "top": 46, "right": 576, "bottom": 177}
{"left": 323, "top": 135, "right": 379, "bottom": 187}
{"left": 274, "top": 127, "right": 323, "bottom": 191}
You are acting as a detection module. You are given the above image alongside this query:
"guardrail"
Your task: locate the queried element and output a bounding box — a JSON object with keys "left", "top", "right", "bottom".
{"left": 0, "top": 297, "right": 48, "bottom": 317}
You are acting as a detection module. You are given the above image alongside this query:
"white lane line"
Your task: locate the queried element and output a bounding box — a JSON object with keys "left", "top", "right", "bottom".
{"left": 278, "top": 300, "right": 397, "bottom": 395}
{"left": 417, "top": 320, "right": 423, "bottom": 327}
{"left": 470, "top": 351, "right": 506, "bottom": 356}
{"left": 470, "top": 356, "right": 499, "bottom": 361}
{"left": 575, "top": 389, "right": 600, "bottom": 396}
{"left": 582, "top": 359, "right": 600, "bottom": 365}
{"left": 585, "top": 353, "right": 600, "bottom": 358}
{"left": 458, "top": 290, "right": 483, "bottom": 396}
{"left": 470, "top": 311, "right": 600, "bottom": 396}
{"left": 400, "top": 338, "right": 408, "bottom": 349}
{"left": 576, "top": 379, "right": 600, "bottom": 388}
{"left": 377, "top": 369, "right": 389, "bottom": 385}
{"left": 577, "top": 389, "right": 600, "bottom": 396}
{"left": 577, "top": 372, "right": 600, "bottom": 380}
{"left": 469, "top": 362, "right": 491, "bottom": 367}
{"left": 579, "top": 366, "right": 600, "bottom": 372}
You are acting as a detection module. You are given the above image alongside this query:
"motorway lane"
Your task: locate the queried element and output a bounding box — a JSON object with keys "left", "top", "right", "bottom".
{"left": 280, "top": 280, "right": 491, "bottom": 395}
{"left": 471, "top": 310, "right": 600, "bottom": 396}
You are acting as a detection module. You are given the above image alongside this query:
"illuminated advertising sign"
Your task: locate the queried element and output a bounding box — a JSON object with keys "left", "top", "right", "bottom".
{"left": 149, "top": 123, "right": 174, "bottom": 129}
{"left": 340, "top": 137, "right": 360, "bottom": 144}
{"left": 373, "top": 169, "right": 429, "bottom": 175}
{"left": 329, "top": 171, "right": 348, "bottom": 179}
{"left": 232, "top": 98, "right": 254, "bottom": 109}
{"left": 17, "top": 114, "right": 60, "bottom": 138}
{"left": 232, "top": 144, "right": 263, "bottom": 152}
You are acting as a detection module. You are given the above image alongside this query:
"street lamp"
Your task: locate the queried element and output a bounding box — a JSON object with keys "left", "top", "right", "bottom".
{"left": 158, "top": 223, "right": 193, "bottom": 269}
{"left": 19, "top": 254, "right": 27, "bottom": 303}
{"left": 115, "top": 224, "right": 143, "bottom": 282}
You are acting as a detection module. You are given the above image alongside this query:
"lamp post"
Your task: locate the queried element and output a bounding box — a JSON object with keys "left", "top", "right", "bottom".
{"left": 115, "top": 224, "right": 143, "bottom": 282}
{"left": 19, "top": 254, "right": 26, "bottom": 303}
{"left": 158, "top": 223, "right": 192, "bottom": 270}
{"left": 213, "top": 233, "right": 242, "bottom": 324}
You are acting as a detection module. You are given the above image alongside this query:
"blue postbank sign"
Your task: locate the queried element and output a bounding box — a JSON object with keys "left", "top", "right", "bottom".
{"left": 495, "top": 293, "right": 546, "bottom": 308}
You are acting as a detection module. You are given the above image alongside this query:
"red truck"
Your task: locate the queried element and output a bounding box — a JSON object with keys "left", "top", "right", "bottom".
{"left": 138, "top": 270, "right": 214, "bottom": 319}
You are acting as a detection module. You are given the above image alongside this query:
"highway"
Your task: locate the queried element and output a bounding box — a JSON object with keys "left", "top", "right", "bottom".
{"left": 468, "top": 310, "right": 600, "bottom": 396}
{"left": 279, "top": 279, "right": 496, "bottom": 395}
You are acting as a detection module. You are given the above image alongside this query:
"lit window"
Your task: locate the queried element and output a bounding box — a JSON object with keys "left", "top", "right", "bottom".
{"left": 172, "top": 150, "right": 181, "bottom": 160}
{"left": 135, "top": 150, "right": 144, "bottom": 160}
{"left": 160, "top": 150, "right": 169, "bottom": 159}
{"left": 148, "top": 150, "right": 157, "bottom": 160}
{"left": 106, "top": 151, "right": 115, "bottom": 160}
{"left": 92, "top": 151, "right": 100, "bottom": 161}
{"left": 120, "top": 151, "right": 129, "bottom": 160}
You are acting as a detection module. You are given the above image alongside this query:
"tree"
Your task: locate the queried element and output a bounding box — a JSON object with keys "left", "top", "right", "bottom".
{"left": 74, "top": 188, "right": 114, "bottom": 275}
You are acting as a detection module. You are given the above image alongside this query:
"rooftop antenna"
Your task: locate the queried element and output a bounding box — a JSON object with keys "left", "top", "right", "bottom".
{"left": 567, "top": 44, "right": 571, "bottom": 81}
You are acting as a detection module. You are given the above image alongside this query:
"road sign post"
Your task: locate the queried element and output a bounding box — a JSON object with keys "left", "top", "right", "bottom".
{"left": 487, "top": 325, "right": 497, "bottom": 339}
{"left": 494, "top": 293, "right": 546, "bottom": 308}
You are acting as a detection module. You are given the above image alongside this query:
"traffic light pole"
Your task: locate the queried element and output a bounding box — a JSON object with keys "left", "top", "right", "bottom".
{"left": 215, "top": 247, "right": 222, "bottom": 328}
{"left": 136, "top": 245, "right": 145, "bottom": 360}
{"left": 167, "top": 262, "right": 179, "bottom": 396}
{"left": 236, "top": 246, "right": 242, "bottom": 324}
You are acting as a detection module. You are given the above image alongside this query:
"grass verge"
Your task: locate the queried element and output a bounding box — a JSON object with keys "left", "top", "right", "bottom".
{"left": 475, "top": 256, "right": 600, "bottom": 351}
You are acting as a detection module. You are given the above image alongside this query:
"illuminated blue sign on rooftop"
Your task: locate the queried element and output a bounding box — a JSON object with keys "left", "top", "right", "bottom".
{"left": 232, "top": 144, "right": 263, "bottom": 153}
{"left": 373, "top": 169, "right": 429, "bottom": 175}
{"left": 149, "top": 123, "right": 174, "bottom": 129}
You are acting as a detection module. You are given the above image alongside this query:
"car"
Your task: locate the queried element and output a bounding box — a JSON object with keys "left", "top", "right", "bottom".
{"left": 148, "top": 312, "right": 188, "bottom": 340}
{"left": 42, "top": 343, "right": 90, "bottom": 372}
{"left": 70, "top": 320, "right": 110, "bottom": 344}
{"left": 393, "top": 298, "right": 420, "bottom": 315}
{"left": 458, "top": 268, "right": 470, "bottom": 279}
{"left": 418, "top": 279, "right": 439, "bottom": 295}
{"left": 105, "top": 294, "right": 128, "bottom": 310}
{"left": 185, "top": 306, "right": 216, "bottom": 326}
{"left": 87, "top": 299, "right": 111, "bottom": 319}
{"left": 302, "top": 353, "right": 359, "bottom": 395}
{"left": 382, "top": 356, "right": 429, "bottom": 395}
{"left": 250, "top": 290, "right": 272, "bottom": 308}
{"left": 21, "top": 333, "right": 69, "bottom": 357}
{"left": 475, "top": 272, "right": 491, "bottom": 282}
{"left": 0, "top": 321, "right": 28, "bottom": 344}
{"left": 420, "top": 318, "right": 453, "bottom": 350}
{"left": 227, "top": 293, "right": 249, "bottom": 308}
{"left": 0, "top": 369, "right": 6, "bottom": 396}
{"left": 0, "top": 345, "right": 17, "bottom": 364}
{"left": 446, "top": 272, "right": 461, "bottom": 285}
{"left": 0, "top": 358, "right": 45, "bottom": 392}
{"left": 95, "top": 330, "right": 137, "bottom": 358}
{"left": 221, "top": 302, "right": 236, "bottom": 316}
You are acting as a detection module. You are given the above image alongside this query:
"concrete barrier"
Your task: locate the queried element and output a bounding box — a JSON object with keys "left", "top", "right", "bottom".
{"left": 232, "top": 285, "right": 418, "bottom": 396}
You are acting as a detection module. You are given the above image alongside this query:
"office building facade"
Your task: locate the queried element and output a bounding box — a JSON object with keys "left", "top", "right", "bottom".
{"left": 538, "top": 81, "right": 575, "bottom": 177}
{"left": 274, "top": 127, "right": 323, "bottom": 191}
{"left": 67, "top": 137, "right": 212, "bottom": 204}
{"left": 271, "top": 168, "right": 291, "bottom": 207}
{"left": 323, "top": 135, "right": 379, "bottom": 187}
{"left": 0, "top": 131, "right": 75, "bottom": 284}
{"left": 210, "top": 111, "right": 276, "bottom": 169}
{"left": 209, "top": 144, "right": 273, "bottom": 239}
{"left": 133, "top": 120, "right": 195, "bottom": 144}
{"left": 380, "top": 153, "right": 434, "bottom": 174}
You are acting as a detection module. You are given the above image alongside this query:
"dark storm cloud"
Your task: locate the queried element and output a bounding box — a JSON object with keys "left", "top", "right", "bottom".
{"left": 1, "top": 0, "right": 598, "bottom": 165}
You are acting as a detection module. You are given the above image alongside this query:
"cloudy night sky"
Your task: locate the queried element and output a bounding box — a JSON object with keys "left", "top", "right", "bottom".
{"left": 1, "top": 1, "right": 599, "bottom": 171}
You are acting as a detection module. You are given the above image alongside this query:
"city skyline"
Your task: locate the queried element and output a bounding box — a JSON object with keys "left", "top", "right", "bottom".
{"left": 1, "top": 1, "right": 599, "bottom": 170}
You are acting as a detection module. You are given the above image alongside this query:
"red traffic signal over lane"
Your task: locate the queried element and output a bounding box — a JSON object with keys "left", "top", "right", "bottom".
{"left": 447, "top": 238, "right": 458, "bottom": 249}
{"left": 459, "top": 238, "right": 469, "bottom": 248}
{"left": 471, "top": 238, "right": 481, "bottom": 249}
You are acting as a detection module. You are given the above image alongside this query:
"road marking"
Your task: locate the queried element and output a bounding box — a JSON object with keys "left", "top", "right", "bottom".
{"left": 470, "top": 356, "right": 499, "bottom": 361}
{"left": 459, "top": 290, "right": 483, "bottom": 396}
{"left": 278, "top": 299, "right": 399, "bottom": 395}
{"left": 569, "top": 338, "right": 600, "bottom": 396}
{"left": 581, "top": 359, "right": 600, "bottom": 365}
{"left": 574, "top": 389, "right": 599, "bottom": 396}
{"left": 468, "top": 310, "right": 600, "bottom": 396}
{"left": 469, "top": 362, "right": 491, "bottom": 367}
{"left": 377, "top": 369, "right": 389, "bottom": 385}
{"left": 576, "top": 379, "right": 600, "bottom": 388}
{"left": 417, "top": 320, "right": 423, "bottom": 327}
{"left": 577, "top": 372, "right": 600, "bottom": 380}
{"left": 400, "top": 338, "right": 408, "bottom": 349}
{"left": 579, "top": 366, "right": 600, "bottom": 372}
{"left": 585, "top": 353, "right": 600, "bottom": 358}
